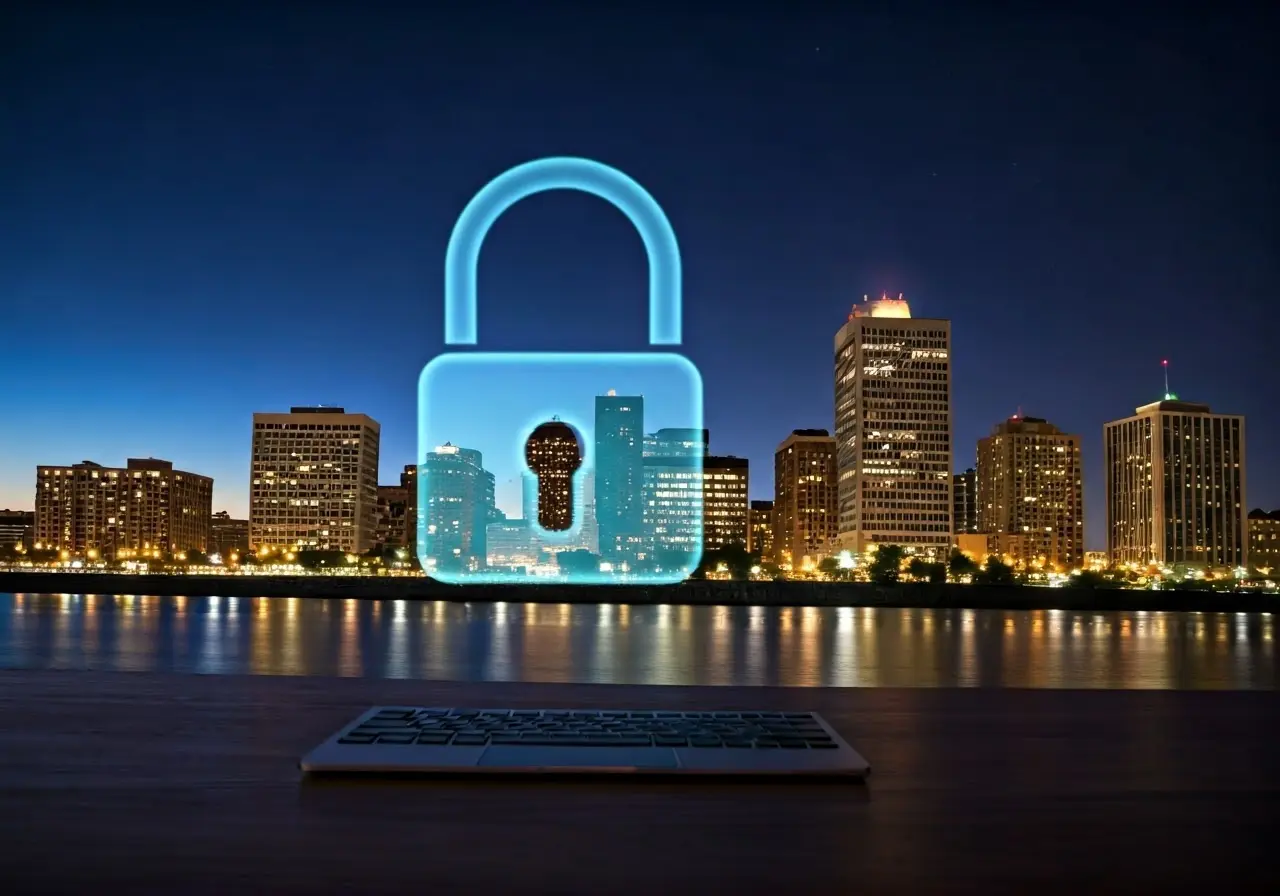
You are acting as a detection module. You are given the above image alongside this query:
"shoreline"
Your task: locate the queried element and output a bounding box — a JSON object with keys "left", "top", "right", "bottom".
{"left": 0, "top": 570, "right": 1275, "bottom": 612}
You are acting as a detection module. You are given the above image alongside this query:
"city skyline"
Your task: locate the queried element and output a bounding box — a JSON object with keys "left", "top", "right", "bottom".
{"left": 1, "top": 339, "right": 1264, "bottom": 557}
{"left": 3, "top": 8, "right": 1275, "bottom": 551}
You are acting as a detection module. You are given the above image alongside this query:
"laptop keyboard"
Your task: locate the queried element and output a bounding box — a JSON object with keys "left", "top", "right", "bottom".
{"left": 337, "top": 708, "right": 840, "bottom": 749}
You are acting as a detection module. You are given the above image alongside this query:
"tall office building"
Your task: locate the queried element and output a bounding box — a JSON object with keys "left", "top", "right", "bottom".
{"left": 0, "top": 509, "right": 35, "bottom": 550}
{"left": 209, "top": 511, "right": 249, "bottom": 558}
{"left": 749, "top": 500, "right": 774, "bottom": 560}
{"left": 250, "top": 407, "right": 380, "bottom": 553}
{"left": 524, "top": 419, "right": 582, "bottom": 531}
{"left": 34, "top": 458, "right": 212, "bottom": 556}
{"left": 641, "top": 428, "right": 706, "bottom": 559}
{"left": 773, "top": 429, "right": 839, "bottom": 568}
{"left": 419, "top": 443, "right": 496, "bottom": 573}
{"left": 595, "top": 391, "right": 645, "bottom": 559}
{"left": 953, "top": 468, "right": 977, "bottom": 535}
{"left": 976, "top": 415, "right": 1084, "bottom": 570}
{"left": 1105, "top": 398, "right": 1246, "bottom": 568}
{"left": 834, "top": 294, "right": 953, "bottom": 558}
{"left": 1248, "top": 509, "right": 1279, "bottom": 573}
{"left": 703, "top": 456, "right": 749, "bottom": 550}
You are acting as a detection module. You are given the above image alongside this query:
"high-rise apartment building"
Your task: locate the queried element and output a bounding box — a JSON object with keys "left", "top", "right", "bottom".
{"left": 419, "top": 443, "right": 495, "bottom": 573}
{"left": 524, "top": 419, "right": 582, "bottom": 531}
{"left": 34, "top": 458, "right": 212, "bottom": 556}
{"left": 749, "top": 500, "right": 774, "bottom": 560}
{"left": 953, "top": 468, "right": 977, "bottom": 535}
{"left": 0, "top": 509, "right": 35, "bottom": 550}
{"left": 703, "top": 456, "right": 749, "bottom": 550}
{"left": 595, "top": 392, "right": 645, "bottom": 560}
{"left": 773, "top": 429, "right": 839, "bottom": 568}
{"left": 209, "top": 511, "right": 249, "bottom": 558}
{"left": 1105, "top": 398, "right": 1246, "bottom": 568}
{"left": 1247, "top": 509, "right": 1279, "bottom": 573}
{"left": 976, "top": 415, "right": 1084, "bottom": 571}
{"left": 834, "top": 295, "right": 952, "bottom": 558}
{"left": 250, "top": 407, "right": 380, "bottom": 553}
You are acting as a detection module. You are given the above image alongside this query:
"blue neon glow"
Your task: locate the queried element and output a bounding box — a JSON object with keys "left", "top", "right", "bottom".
{"left": 444, "top": 156, "right": 683, "bottom": 346}
{"left": 417, "top": 352, "right": 704, "bottom": 586}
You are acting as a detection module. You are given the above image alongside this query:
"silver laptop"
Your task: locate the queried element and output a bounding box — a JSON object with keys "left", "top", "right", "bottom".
{"left": 300, "top": 706, "right": 871, "bottom": 778}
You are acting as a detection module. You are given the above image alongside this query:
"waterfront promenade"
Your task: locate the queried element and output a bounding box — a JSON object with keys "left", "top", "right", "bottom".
{"left": 1, "top": 570, "right": 1277, "bottom": 611}
{"left": 1, "top": 669, "right": 1275, "bottom": 893}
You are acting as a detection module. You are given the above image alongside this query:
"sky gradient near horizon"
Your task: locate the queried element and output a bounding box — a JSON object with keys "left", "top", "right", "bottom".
{"left": 3, "top": 5, "right": 1276, "bottom": 550}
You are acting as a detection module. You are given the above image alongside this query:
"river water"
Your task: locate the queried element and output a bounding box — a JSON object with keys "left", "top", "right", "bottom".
{"left": 1, "top": 593, "right": 1275, "bottom": 689}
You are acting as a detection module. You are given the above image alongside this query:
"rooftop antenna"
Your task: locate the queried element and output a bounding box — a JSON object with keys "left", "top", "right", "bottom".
{"left": 1162, "top": 359, "right": 1177, "bottom": 400}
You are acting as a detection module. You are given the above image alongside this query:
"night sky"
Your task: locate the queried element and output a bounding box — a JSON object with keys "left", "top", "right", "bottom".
{"left": 3, "top": 5, "right": 1276, "bottom": 549}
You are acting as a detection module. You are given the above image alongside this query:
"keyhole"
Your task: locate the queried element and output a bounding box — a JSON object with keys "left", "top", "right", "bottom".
{"left": 524, "top": 419, "right": 583, "bottom": 532}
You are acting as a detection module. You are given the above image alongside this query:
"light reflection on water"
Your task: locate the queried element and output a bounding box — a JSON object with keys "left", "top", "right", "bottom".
{"left": 0, "top": 592, "right": 1276, "bottom": 689}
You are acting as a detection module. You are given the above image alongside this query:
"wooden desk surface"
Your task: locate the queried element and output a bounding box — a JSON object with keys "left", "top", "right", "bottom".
{"left": 1, "top": 670, "right": 1276, "bottom": 894}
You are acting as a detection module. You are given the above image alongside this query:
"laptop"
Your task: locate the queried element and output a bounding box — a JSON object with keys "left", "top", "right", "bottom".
{"left": 300, "top": 706, "right": 871, "bottom": 778}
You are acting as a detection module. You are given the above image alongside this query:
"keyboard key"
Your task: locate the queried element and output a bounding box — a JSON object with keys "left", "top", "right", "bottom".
{"left": 338, "top": 734, "right": 375, "bottom": 744}
{"left": 689, "top": 737, "right": 721, "bottom": 747}
{"left": 452, "top": 735, "right": 489, "bottom": 745}
{"left": 654, "top": 736, "right": 687, "bottom": 747}
{"left": 376, "top": 733, "right": 417, "bottom": 745}
{"left": 416, "top": 732, "right": 454, "bottom": 745}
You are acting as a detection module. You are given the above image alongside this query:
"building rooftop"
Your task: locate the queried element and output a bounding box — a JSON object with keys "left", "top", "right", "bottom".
{"left": 850, "top": 293, "right": 912, "bottom": 319}
{"left": 1135, "top": 398, "right": 1215, "bottom": 415}
{"left": 1248, "top": 508, "right": 1280, "bottom": 521}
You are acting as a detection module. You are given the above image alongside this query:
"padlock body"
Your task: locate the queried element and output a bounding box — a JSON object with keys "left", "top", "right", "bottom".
{"left": 417, "top": 352, "right": 704, "bottom": 585}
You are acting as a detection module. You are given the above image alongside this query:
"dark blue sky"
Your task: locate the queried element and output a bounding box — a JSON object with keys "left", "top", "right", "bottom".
{"left": 3, "top": 4, "right": 1276, "bottom": 549}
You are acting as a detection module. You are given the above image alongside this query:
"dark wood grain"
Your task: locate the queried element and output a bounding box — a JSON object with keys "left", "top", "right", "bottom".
{"left": 1, "top": 670, "right": 1276, "bottom": 894}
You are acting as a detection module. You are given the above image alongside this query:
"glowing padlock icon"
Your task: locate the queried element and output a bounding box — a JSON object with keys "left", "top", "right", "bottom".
{"left": 417, "top": 157, "right": 704, "bottom": 585}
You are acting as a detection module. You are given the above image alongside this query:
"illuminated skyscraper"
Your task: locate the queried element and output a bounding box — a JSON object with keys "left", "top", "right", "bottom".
{"left": 250, "top": 407, "right": 380, "bottom": 553}
{"left": 419, "top": 442, "right": 495, "bottom": 573}
{"left": 703, "top": 456, "right": 749, "bottom": 550}
{"left": 976, "top": 415, "right": 1084, "bottom": 571}
{"left": 834, "top": 295, "right": 953, "bottom": 559}
{"left": 773, "top": 429, "right": 839, "bottom": 569}
{"left": 1105, "top": 397, "right": 1246, "bottom": 568}
{"left": 594, "top": 391, "right": 645, "bottom": 559}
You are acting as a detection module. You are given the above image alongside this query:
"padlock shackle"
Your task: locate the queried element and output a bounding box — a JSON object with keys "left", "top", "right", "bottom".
{"left": 444, "top": 157, "right": 682, "bottom": 346}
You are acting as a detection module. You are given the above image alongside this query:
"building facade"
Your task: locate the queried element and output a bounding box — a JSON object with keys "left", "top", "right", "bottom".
{"left": 374, "top": 483, "right": 411, "bottom": 549}
{"left": 834, "top": 294, "right": 953, "bottom": 558}
{"left": 749, "top": 500, "right": 774, "bottom": 561}
{"left": 953, "top": 468, "right": 977, "bottom": 535}
{"left": 976, "top": 415, "right": 1084, "bottom": 570}
{"left": 34, "top": 458, "right": 212, "bottom": 556}
{"left": 1247, "top": 509, "right": 1279, "bottom": 573}
{"left": 418, "top": 443, "right": 495, "bottom": 574}
{"left": 0, "top": 509, "right": 35, "bottom": 550}
{"left": 703, "top": 456, "right": 749, "bottom": 551}
{"left": 594, "top": 392, "right": 646, "bottom": 560}
{"left": 0, "top": 512, "right": 34, "bottom": 552}
{"left": 250, "top": 407, "right": 380, "bottom": 553}
{"left": 1104, "top": 398, "right": 1247, "bottom": 568}
{"left": 209, "top": 511, "right": 249, "bottom": 558}
{"left": 773, "top": 429, "right": 839, "bottom": 568}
